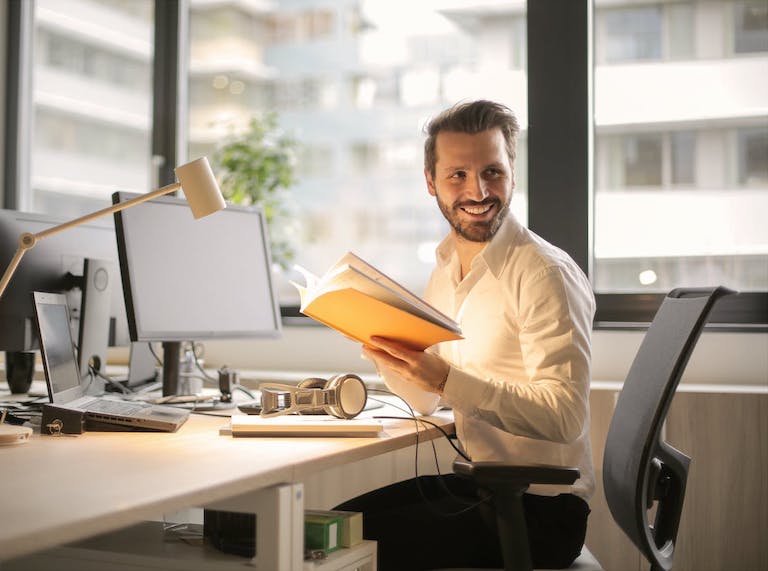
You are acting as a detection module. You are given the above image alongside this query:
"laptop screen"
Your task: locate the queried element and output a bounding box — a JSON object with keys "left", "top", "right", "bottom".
{"left": 33, "top": 293, "right": 82, "bottom": 401}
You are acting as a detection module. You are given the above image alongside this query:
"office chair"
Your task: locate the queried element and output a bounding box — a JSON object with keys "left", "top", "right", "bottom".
{"left": 449, "top": 286, "right": 734, "bottom": 571}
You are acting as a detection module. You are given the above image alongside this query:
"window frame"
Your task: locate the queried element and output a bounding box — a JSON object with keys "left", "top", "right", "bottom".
{"left": 3, "top": 0, "right": 766, "bottom": 330}
{"left": 527, "top": 0, "right": 766, "bottom": 331}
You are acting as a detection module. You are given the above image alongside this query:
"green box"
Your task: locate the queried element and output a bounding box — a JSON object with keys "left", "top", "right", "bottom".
{"left": 305, "top": 510, "right": 363, "bottom": 548}
{"left": 304, "top": 512, "right": 343, "bottom": 554}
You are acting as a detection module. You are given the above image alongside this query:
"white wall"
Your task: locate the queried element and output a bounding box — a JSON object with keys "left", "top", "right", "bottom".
{"left": 200, "top": 326, "right": 768, "bottom": 387}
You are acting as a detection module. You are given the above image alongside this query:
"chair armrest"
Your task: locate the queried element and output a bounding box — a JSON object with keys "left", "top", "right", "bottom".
{"left": 453, "top": 458, "right": 580, "bottom": 491}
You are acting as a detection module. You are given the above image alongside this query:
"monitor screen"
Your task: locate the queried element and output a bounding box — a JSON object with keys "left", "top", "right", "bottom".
{"left": 0, "top": 208, "right": 129, "bottom": 352}
{"left": 113, "top": 192, "right": 281, "bottom": 343}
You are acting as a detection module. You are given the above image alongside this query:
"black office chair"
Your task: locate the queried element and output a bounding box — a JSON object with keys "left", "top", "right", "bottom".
{"left": 450, "top": 286, "right": 735, "bottom": 571}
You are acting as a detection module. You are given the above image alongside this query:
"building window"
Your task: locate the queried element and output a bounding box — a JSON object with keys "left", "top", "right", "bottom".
{"left": 734, "top": 0, "right": 768, "bottom": 54}
{"left": 595, "top": 2, "right": 768, "bottom": 296}
{"left": 603, "top": 6, "right": 663, "bottom": 62}
{"left": 187, "top": 1, "right": 529, "bottom": 302}
{"left": 23, "top": 0, "right": 154, "bottom": 215}
{"left": 624, "top": 134, "right": 663, "bottom": 186}
{"left": 670, "top": 131, "right": 696, "bottom": 186}
{"left": 738, "top": 127, "right": 768, "bottom": 186}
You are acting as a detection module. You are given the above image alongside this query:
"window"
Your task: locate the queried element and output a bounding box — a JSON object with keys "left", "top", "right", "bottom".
{"left": 186, "top": 1, "right": 529, "bottom": 303}
{"left": 594, "top": 0, "right": 768, "bottom": 306}
{"left": 17, "top": 0, "right": 154, "bottom": 215}
{"left": 734, "top": 0, "right": 768, "bottom": 54}
{"left": 603, "top": 6, "right": 662, "bottom": 62}
{"left": 738, "top": 127, "right": 768, "bottom": 186}
{"left": 5, "top": 0, "right": 764, "bottom": 327}
{"left": 623, "top": 134, "right": 663, "bottom": 186}
{"left": 600, "top": 131, "right": 696, "bottom": 190}
{"left": 599, "top": 2, "right": 695, "bottom": 63}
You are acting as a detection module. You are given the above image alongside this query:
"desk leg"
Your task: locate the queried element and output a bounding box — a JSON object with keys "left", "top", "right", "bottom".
{"left": 206, "top": 483, "right": 304, "bottom": 571}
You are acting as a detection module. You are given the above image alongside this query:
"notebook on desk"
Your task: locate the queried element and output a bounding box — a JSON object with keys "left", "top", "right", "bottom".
{"left": 227, "top": 414, "right": 383, "bottom": 437}
{"left": 32, "top": 292, "right": 189, "bottom": 432}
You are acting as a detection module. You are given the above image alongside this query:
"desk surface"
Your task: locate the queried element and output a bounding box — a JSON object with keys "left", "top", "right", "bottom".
{"left": 0, "top": 405, "right": 454, "bottom": 561}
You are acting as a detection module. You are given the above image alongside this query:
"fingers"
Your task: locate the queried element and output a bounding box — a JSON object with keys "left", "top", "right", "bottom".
{"left": 368, "top": 336, "right": 417, "bottom": 360}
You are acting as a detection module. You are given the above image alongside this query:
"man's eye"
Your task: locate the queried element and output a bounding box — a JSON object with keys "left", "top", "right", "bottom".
{"left": 450, "top": 171, "right": 466, "bottom": 179}
{"left": 484, "top": 168, "right": 502, "bottom": 178}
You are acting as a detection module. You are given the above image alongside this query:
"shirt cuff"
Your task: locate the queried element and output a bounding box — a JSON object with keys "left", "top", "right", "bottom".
{"left": 441, "top": 366, "right": 489, "bottom": 412}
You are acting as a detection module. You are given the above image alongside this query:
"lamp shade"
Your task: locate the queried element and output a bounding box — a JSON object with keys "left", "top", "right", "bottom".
{"left": 175, "top": 157, "right": 226, "bottom": 219}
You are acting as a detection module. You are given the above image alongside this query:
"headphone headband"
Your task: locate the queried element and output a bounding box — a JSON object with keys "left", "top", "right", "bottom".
{"left": 259, "top": 374, "right": 367, "bottom": 419}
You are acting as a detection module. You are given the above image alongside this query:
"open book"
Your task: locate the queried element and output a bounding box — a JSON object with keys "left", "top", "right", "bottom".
{"left": 291, "top": 252, "right": 462, "bottom": 350}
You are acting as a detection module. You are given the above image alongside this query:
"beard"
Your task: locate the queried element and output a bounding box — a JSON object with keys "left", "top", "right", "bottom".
{"left": 436, "top": 194, "right": 511, "bottom": 243}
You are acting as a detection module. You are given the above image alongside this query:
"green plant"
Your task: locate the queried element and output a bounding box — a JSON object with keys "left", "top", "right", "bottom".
{"left": 213, "top": 113, "right": 298, "bottom": 269}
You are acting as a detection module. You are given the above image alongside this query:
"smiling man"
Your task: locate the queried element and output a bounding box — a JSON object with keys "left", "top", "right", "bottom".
{"left": 336, "top": 100, "right": 596, "bottom": 570}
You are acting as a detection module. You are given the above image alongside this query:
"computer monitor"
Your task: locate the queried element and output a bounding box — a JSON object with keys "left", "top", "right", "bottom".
{"left": 112, "top": 192, "right": 282, "bottom": 396}
{"left": 0, "top": 208, "right": 130, "bottom": 390}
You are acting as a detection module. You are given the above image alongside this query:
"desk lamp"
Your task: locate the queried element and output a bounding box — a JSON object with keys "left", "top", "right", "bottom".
{"left": 0, "top": 157, "right": 226, "bottom": 300}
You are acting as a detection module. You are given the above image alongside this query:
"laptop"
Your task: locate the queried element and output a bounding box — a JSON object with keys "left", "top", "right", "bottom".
{"left": 32, "top": 292, "right": 189, "bottom": 432}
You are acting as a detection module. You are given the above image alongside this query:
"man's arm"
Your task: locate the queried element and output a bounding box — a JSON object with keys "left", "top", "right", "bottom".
{"left": 366, "top": 266, "right": 595, "bottom": 444}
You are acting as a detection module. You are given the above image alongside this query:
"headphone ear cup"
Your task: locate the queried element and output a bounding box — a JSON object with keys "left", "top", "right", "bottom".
{"left": 298, "top": 377, "right": 328, "bottom": 390}
{"left": 297, "top": 377, "right": 330, "bottom": 415}
{"left": 325, "top": 374, "right": 367, "bottom": 419}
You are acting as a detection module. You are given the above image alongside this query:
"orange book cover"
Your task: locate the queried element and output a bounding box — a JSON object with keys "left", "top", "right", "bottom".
{"left": 292, "top": 252, "right": 462, "bottom": 350}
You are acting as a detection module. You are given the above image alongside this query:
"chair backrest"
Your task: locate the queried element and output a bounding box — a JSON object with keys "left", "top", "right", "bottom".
{"left": 602, "top": 287, "right": 734, "bottom": 571}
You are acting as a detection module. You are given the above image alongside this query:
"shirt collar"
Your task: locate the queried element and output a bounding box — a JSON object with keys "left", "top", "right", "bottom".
{"left": 434, "top": 214, "right": 523, "bottom": 280}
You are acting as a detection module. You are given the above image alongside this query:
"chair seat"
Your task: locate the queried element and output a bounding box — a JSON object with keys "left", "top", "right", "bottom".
{"left": 436, "top": 545, "right": 603, "bottom": 571}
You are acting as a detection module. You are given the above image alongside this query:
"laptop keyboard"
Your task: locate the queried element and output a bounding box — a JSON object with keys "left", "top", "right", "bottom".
{"left": 84, "top": 399, "right": 147, "bottom": 415}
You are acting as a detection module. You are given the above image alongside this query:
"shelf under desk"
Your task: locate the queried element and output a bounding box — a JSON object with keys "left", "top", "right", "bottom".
{"left": 0, "top": 403, "right": 455, "bottom": 568}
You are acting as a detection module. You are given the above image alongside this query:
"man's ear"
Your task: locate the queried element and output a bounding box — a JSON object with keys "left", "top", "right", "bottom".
{"left": 424, "top": 169, "right": 437, "bottom": 197}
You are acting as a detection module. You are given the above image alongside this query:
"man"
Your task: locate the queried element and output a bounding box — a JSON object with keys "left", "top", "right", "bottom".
{"left": 337, "top": 100, "right": 595, "bottom": 570}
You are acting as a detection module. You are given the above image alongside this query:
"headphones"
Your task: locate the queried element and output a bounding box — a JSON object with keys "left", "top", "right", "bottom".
{"left": 259, "top": 374, "right": 367, "bottom": 419}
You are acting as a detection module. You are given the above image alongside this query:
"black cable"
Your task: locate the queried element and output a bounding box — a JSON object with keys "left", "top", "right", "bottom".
{"left": 373, "top": 414, "right": 469, "bottom": 462}
{"left": 148, "top": 343, "right": 163, "bottom": 366}
{"left": 233, "top": 385, "right": 256, "bottom": 399}
{"left": 367, "top": 388, "right": 486, "bottom": 516}
{"left": 91, "top": 367, "right": 132, "bottom": 395}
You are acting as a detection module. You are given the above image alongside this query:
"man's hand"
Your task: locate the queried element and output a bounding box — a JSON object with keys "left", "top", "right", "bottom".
{"left": 362, "top": 336, "right": 450, "bottom": 395}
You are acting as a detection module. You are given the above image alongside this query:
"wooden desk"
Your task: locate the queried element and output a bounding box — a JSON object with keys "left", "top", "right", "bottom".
{"left": 0, "top": 405, "right": 455, "bottom": 569}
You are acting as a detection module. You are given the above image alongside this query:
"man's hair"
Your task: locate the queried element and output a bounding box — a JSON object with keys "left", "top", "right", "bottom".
{"left": 423, "top": 100, "right": 520, "bottom": 178}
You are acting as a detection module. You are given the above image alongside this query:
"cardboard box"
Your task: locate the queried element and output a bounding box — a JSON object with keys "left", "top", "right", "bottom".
{"left": 305, "top": 510, "right": 363, "bottom": 548}
{"left": 304, "top": 512, "right": 342, "bottom": 554}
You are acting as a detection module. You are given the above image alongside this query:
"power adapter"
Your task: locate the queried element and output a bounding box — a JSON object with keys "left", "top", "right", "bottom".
{"left": 0, "top": 423, "right": 32, "bottom": 445}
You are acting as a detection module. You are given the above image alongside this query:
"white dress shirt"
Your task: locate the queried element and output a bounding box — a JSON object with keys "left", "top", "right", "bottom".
{"left": 424, "top": 214, "right": 596, "bottom": 499}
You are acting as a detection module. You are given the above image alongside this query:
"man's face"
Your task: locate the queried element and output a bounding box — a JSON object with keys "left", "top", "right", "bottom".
{"left": 425, "top": 128, "right": 514, "bottom": 243}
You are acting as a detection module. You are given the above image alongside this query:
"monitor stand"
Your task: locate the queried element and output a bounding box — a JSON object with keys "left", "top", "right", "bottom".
{"left": 160, "top": 341, "right": 235, "bottom": 410}
{"left": 161, "top": 341, "right": 181, "bottom": 397}
{"left": 77, "top": 258, "right": 114, "bottom": 394}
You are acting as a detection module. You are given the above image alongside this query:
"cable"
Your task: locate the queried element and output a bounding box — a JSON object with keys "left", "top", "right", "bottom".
{"left": 367, "top": 388, "right": 486, "bottom": 516}
{"left": 233, "top": 385, "right": 256, "bottom": 399}
{"left": 190, "top": 342, "right": 217, "bottom": 383}
{"left": 91, "top": 367, "right": 132, "bottom": 395}
{"left": 373, "top": 414, "right": 469, "bottom": 462}
{"left": 148, "top": 343, "right": 163, "bottom": 366}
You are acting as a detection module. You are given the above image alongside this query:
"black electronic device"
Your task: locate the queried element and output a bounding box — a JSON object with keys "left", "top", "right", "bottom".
{"left": 0, "top": 209, "right": 130, "bottom": 353}
{"left": 237, "top": 399, "right": 262, "bottom": 415}
{"left": 112, "top": 193, "right": 281, "bottom": 396}
{"left": 0, "top": 209, "right": 130, "bottom": 393}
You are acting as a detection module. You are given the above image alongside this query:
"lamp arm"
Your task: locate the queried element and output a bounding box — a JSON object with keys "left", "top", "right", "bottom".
{"left": 0, "top": 237, "right": 33, "bottom": 299}
{"left": 34, "top": 181, "right": 181, "bottom": 241}
{"left": 0, "top": 181, "right": 181, "bottom": 300}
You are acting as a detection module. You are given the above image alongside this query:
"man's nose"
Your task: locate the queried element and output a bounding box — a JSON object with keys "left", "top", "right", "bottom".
{"left": 465, "top": 175, "right": 489, "bottom": 201}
